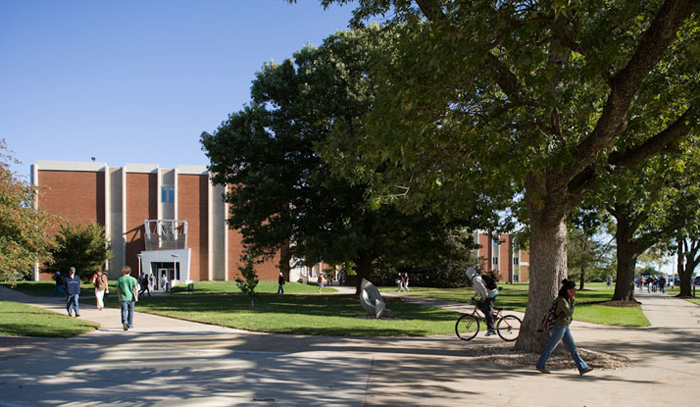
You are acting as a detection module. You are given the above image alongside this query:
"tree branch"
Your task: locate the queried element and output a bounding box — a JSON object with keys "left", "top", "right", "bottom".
{"left": 608, "top": 105, "right": 696, "bottom": 170}
{"left": 568, "top": 103, "right": 696, "bottom": 195}
{"left": 415, "top": 0, "right": 445, "bottom": 21}
{"left": 566, "top": 0, "right": 699, "bottom": 181}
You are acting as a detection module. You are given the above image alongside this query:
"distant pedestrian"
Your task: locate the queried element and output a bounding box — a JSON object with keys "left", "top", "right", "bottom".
{"left": 317, "top": 274, "right": 324, "bottom": 294}
{"left": 116, "top": 266, "right": 139, "bottom": 331}
{"left": 658, "top": 275, "right": 666, "bottom": 294}
{"left": 339, "top": 272, "right": 344, "bottom": 286}
{"left": 277, "top": 272, "right": 285, "bottom": 294}
{"left": 536, "top": 279, "right": 592, "bottom": 376}
{"left": 606, "top": 275, "right": 613, "bottom": 289}
{"left": 64, "top": 267, "right": 81, "bottom": 318}
{"left": 138, "top": 273, "right": 151, "bottom": 297}
{"left": 396, "top": 273, "right": 404, "bottom": 292}
{"left": 161, "top": 272, "right": 169, "bottom": 292}
{"left": 403, "top": 273, "right": 410, "bottom": 292}
{"left": 91, "top": 266, "right": 108, "bottom": 310}
{"left": 51, "top": 271, "right": 67, "bottom": 297}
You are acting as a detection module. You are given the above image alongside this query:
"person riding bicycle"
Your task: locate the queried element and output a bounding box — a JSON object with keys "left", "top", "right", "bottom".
{"left": 465, "top": 267, "right": 499, "bottom": 336}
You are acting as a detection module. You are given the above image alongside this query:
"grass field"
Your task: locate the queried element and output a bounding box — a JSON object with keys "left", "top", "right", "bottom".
{"left": 393, "top": 283, "right": 651, "bottom": 327}
{"left": 2, "top": 280, "right": 665, "bottom": 337}
{"left": 106, "top": 293, "right": 461, "bottom": 337}
{"left": 0, "top": 301, "right": 98, "bottom": 337}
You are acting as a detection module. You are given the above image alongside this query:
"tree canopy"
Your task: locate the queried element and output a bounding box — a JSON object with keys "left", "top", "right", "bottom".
{"left": 0, "top": 139, "right": 56, "bottom": 283}
{"left": 201, "top": 28, "right": 481, "bottom": 290}
{"left": 300, "top": 0, "right": 699, "bottom": 351}
{"left": 46, "top": 221, "right": 112, "bottom": 281}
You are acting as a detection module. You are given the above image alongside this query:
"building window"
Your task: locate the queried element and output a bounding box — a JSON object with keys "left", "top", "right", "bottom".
{"left": 513, "top": 256, "right": 519, "bottom": 266}
{"left": 492, "top": 257, "right": 498, "bottom": 265}
{"left": 161, "top": 186, "right": 174, "bottom": 203}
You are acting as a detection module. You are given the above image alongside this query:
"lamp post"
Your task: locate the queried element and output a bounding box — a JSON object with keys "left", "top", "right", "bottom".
{"left": 171, "top": 253, "right": 178, "bottom": 286}
{"left": 137, "top": 253, "right": 142, "bottom": 277}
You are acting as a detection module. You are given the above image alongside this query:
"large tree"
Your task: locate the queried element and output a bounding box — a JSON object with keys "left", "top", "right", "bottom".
{"left": 202, "top": 29, "right": 482, "bottom": 293}
{"left": 0, "top": 139, "right": 56, "bottom": 283}
{"left": 305, "top": 0, "right": 699, "bottom": 351}
{"left": 46, "top": 222, "right": 112, "bottom": 281}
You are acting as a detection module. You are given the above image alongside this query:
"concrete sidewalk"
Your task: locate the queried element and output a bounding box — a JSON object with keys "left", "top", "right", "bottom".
{"left": 1, "top": 285, "right": 699, "bottom": 406}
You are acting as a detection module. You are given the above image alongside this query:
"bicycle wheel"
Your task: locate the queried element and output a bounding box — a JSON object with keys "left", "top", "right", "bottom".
{"left": 496, "top": 315, "right": 522, "bottom": 342}
{"left": 455, "top": 314, "right": 480, "bottom": 341}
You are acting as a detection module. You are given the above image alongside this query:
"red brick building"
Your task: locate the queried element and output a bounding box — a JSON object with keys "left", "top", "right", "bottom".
{"left": 31, "top": 161, "right": 280, "bottom": 284}
{"left": 474, "top": 231, "right": 529, "bottom": 283}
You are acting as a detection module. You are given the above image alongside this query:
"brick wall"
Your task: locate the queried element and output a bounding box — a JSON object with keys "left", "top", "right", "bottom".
{"left": 177, "top": 174, "right": 209, "bottom": 281}
{"left": 37, "top": 170, "right": 105, "bottom": 230}
{"left": 125, "top": 172, "right": 157, "bottom": 276}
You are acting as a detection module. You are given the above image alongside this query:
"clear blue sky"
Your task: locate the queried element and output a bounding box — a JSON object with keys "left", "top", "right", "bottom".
{"left": 0, "top": 0, "right": 355, "bottom": 179}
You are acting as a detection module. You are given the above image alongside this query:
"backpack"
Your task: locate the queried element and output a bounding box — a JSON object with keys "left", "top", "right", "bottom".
{"left": 482, "top": 274, "right": 498, "bottom": 290}
{"left": 539, "top": 300, "right": 558, "bottom": 332}
{"left": 95, "top": 274, "right": 107, "bottom": 290}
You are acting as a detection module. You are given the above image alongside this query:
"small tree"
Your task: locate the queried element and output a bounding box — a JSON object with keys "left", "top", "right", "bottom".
{"left": 236, "top": 250, "right": 259, "bottom": 308}
{"left": 46, "top": 222, "right": 112, "bottom": 281}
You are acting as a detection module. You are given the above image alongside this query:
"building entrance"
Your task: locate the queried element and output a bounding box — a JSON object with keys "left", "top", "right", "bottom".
{"left": 153, "top": 262, "right": 179, "bottom": 290}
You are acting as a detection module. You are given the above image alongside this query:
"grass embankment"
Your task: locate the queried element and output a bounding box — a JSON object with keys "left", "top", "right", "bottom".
{"left": 394, "top": 283, "right": 650, "bottom": 327}
{"left": 0, "top": 301, "right": 98, "bottom": 337}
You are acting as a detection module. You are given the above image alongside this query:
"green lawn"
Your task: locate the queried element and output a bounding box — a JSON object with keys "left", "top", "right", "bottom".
{"left": 0, "top": 301, "right": 98, "bottom": 337}
{"left": 106, "top": 292, "right": 460, "bottom": 336}
{"left": 2, "top": 280, "right": 653, "bottom": 337}
{"left": 393, "top": 283, "right": 650, "bottom": 327}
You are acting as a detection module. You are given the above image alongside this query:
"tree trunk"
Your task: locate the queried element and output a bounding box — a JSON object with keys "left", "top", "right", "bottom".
{"left": 353, "top": 251, "right": 375, "bottom": 296}
{"left": 678, "top": 238, "right": 700, "bottom": 297}
{"left": 612, "top": 238, "right": 639, "bottom": 302}
{"left": 515, "top": 180, "right": 569, "bottom": 353}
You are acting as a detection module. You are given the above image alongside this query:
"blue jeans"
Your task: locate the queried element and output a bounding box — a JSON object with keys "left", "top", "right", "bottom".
{"left": 120, "top": 301, "right": 135, "bottom": 328}
{"left": 66, "top": 294, "right": 80, "bottom": 316}
{"left": 536, "top": 324, "right": 589, "bottom": 373}
{"left": 52, "top": 286, "right": 67, "bottom": 297}
{"left": 277, "top": 284, "right": 284, "bottom": 294}
{"left": 477, "top": 297, "right": 496, "bottom": 331}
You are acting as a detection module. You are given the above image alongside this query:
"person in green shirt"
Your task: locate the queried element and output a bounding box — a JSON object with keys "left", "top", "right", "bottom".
{"left": 536, "top": 279, "right": 593, "bottom": 376}
{"left": 116, "top": 266, "right": 139, "bottom": 331}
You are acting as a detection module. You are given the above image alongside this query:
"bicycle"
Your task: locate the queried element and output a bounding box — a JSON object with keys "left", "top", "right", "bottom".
{"left": 455, "top": 303, "right": 522, "bottom": 342}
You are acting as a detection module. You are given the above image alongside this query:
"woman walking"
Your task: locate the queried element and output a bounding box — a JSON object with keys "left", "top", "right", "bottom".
{"left": 536, "top": 279, "right": 593, "bottom": 375}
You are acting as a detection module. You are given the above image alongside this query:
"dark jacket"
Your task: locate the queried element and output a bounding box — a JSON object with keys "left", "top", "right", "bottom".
{"left": 64, "top": 274, "right": 81, "bottom": 295}
{"left": 278, "top": 275, "right": 285, "bottom": 285}
{"left": 555, "top": 296, "right": 574, "bottom": 327}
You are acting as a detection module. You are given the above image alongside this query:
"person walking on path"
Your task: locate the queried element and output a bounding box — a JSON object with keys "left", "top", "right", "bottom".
{"left": 138, "top": 273, "right": 151, "bottom": 297}
{"left": 465, "top": 267, "right": 498, "bottom": 336}
{"left": 116, "top": 266, "right": 139, "bottom": 331}
{"left": 396, "top": 273, "right": 404, "bottom": 292}
{"left": 657, "top": 275, "right": 667, "bottom": 294}
{"left": 277, "top": 272, "right": 285, "bottom": 294}
{"left": 536, "top": 279, "right": 593, "bottom": 376}
{"left": 64, "top": 267, "right": 81, "bottom": 317}
{"left": 317, "top": 274, "right": 324, "bottom": 294}
{"left": 403, "top": 273, "right": 410, "bottom": 292}
{"left": 91, "top": 266, "right": 108, "bottom": 310}
{"left": 51, "top": 271, "right": 66, "bottom": 297}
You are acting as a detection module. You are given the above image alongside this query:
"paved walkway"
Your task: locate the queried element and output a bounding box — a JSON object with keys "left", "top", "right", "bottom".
{"left": 1, "top": 285, "right": 699, "bottom": 406}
